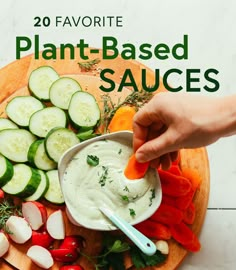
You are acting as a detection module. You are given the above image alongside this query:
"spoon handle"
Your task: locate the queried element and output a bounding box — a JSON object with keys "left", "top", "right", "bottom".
{"left": 99, "top": 207, "right": 156, "bottom": 256}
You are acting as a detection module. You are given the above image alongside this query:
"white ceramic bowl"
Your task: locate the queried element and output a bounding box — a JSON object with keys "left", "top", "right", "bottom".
{"left": 58, "top": 131, "right": 162, "bottom": 231}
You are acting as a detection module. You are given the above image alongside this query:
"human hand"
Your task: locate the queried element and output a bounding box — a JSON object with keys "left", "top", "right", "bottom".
{"left": 133, "top": 92, "right": 225, "bottom": 169}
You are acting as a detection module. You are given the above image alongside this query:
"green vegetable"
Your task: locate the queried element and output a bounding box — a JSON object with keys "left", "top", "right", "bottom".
{"left": 121, "top": 195, "right": 129, "bottom": 203}
{"left": 99, "top": 166, "right": 109, "bottom": 187}
{"left": 129, "top": 208, "right": 136, "bottom": 217}
{"left": 87, "top": 155, "right": 99, "bottom": 166}
{"left": 149, "top": 188, "right": 156, "bottom": 206}
{"left": 130, "top": 245, "right": 167, "bottom": 269}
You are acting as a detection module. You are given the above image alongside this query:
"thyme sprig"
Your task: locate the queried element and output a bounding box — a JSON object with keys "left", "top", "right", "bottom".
{"left": 78, "top": 58, "right": 101, "bottom": 71}
{"left": 0, "top": 199, "right": 22, "bottom": 233}
{"left": 101, "top": 90, "right": 153, "bottom": 133}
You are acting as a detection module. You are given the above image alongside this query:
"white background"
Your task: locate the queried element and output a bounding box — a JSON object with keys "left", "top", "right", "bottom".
{"left": 1, "top": 0, "right": 236, "bottom": 269}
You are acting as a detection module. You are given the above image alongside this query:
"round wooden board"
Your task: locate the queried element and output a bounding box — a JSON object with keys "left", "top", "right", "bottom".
{"left": 0, "top": 49, "right": 210, "bottom": 270}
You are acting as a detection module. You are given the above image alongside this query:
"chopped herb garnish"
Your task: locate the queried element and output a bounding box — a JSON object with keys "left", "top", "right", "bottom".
{"left": 99, "top": 166, "right": 109, "bottom": 186}
{"left": 123, "top": 186, "right": 129, "bottom": 192}
{"left": 78, "top": 58, "right": 100, "bottom": 71}
{"left": 118, "top": 148, "right": 122, "bottom": 154}
{"left": 149, "top": 188, "right": 156, "bottom": 206}
{"left": 129, "top": 208, "right": 136, "bottom": 217}
{"left": 121, "top": 195, "right": 129, "bottom": 203}
{"left": 132, "top": 194, "right": 139, "bottom": 201}
{"left": 87, "top": 155, "right": 99, "bottom": 166}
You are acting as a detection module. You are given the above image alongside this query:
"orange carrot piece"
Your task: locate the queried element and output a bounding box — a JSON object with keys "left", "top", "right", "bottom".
{"left": 124, "top": 154, "right": 149, "bottom": 180}
{"left": 175, "top": 188, "right": 195, "bottom": 210}
{"left": 150, "top": 203, "right": 183, "bottom": 225}
{"left": 170, "top": 222, "right": 201, "bottom": 252}
{"left": 183, "top": 202, "right": 196, "bottom": 225}
{"left": 181, "top": 168, "right": 202, "bottom": 190}
{"left": 158, "top": 169, "right": 192, "bottom": 197}
{"left": 108, "top": 106, "right": 136, "bottom": 132}
{"left": 135, "top": 219, "right": 171, "bottom": 240}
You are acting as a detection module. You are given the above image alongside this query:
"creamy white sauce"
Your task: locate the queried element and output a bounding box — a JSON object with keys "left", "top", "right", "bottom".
{"left": 62, "top": 138, "right": 157, "bottom": 229}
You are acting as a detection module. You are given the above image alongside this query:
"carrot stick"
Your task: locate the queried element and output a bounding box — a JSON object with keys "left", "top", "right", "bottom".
{"left": 108, "top": 106, "right": 136, "bottom": 132}
{"left": 157, "top": 169, "right": 192, "bottom": 197}
{"left": 150, "top": 203, "right": 183, "bottom": 225}
{"left": 135, "top": 219, "right": 171, "bottom": 240}
{"left": 181, "top": 167, "right": 202, "bottom": 190}
{"left": 124, "top": 154, "right": 149, "bottom": 180}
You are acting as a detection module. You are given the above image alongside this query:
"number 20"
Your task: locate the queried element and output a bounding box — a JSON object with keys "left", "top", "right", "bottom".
{"left": 34, "top": 16, "right": 51, "bottom": 27}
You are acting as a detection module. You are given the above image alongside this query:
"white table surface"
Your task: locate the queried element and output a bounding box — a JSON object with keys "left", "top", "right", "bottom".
{"left": 1, "top": 0, "right": 236, "bottom": 269}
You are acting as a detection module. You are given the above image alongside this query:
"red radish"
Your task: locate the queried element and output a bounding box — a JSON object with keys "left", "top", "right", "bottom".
{"left": 60, "top": 266, "right": 84, "bottom": 270}
{"left": 50, "top": 248, "right": 78, "bottom": 262}
{"left": 0, "top": 189, "right": 4, "bottom": 199}
{"left": 32, "top": 230, "right": 54, "bottom": 248}
{"left": 0, "top": 232, "right": 9, "bottom": 257}
{"left": 27, "top": 245, "right": 54, "bottom": 269}
{"left": 60, "top": 235, "right": 84, "bottom": 252}
{"left": 46, "top": 210, "right": 65, "bottom": 239}
{"left": 22, "top": 201, "right": 47, "bottom": 230}
{"left": 6, "top": 216, "right": 32, "bottom": 244}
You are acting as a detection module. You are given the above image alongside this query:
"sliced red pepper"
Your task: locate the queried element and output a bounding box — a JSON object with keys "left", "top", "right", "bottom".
{"left": 150, "top": 203, "right": 183, "bottom": 225}
{"left": 158, "top": 169, "right": 192, "bottom": 197}
{"left": 183, "top": 202, "right": 196, "bottom": 225}
{"left": 167, "top": 165, "right": 182, "bottom": 176}
{"left": 170, "top": 222, "right": 201, "bottom": 252}
{"left": 175, "top": 188, "right": 195, "bottom": 210}
{"left": 161, "top": 194, "right": 176, "bottom": 207}
{"left": 135, "top": 219, "right": 171, "bottom": 240}
{"left": 50, "top": 248, "right": 78, "bottom": 263}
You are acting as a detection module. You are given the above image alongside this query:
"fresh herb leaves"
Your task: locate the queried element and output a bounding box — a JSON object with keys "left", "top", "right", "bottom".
{"left": 129, "top": 208, "right": 136, "bottom": 217}
{"left": 121, "top": 195, "right": 129, "bottom": 203}
{"left": 78, "top": 58, "right": 101, "bottom": 71}
{"left": 87, "top": 155, "right": 99, "bottom": 166}
{"left": 123, "top": 186, "right": 129, "bottom": 192}
{"left": 99, "top": 166, "right": 109, "bottom": 186}
{"left": 0, "top": 199, "right": 22, "bottom": 233}
{"left": 149, "top": 188, "right": 156, "bottom": 206}
{"left": 130, "top": 245, "right": 167, "bottom": 269}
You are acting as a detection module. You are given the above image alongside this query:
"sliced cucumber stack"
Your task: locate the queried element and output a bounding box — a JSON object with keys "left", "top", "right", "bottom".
{"left": 0, "top": 129, "right": 36, "bottom": 162}
{"left": 29, "top": 107, "right": 67, "bottom": 138}
{"left": 0, "top": 154, "right": 14, "bottom": 187}
{"left": 6, "top": 96, "right": 44, "bottom": 127}
{"left": 0, "top": 118, "right": 19, "bottom": 131}
{"left": 68, "top": 91, "right": 100, "bottom": 129}
{"left": 44, "top": 170, "right": 64, "bottom": 204}
{"left": 29, "top": 66, "right": 59, "bottom": 101}
{"left": 25, "top": 170, "right": 49, "bottom": 201}
{"left": 2, "top": 164, "right": 41, "bottom": 198}
{"left": 50, "top": 77, "right": 82, "bottom": 109}
{"left": 45, "top": 127, "right": 79, "bottom": 162}
{"left": 28, "top": 140, "right": 57, "bottom": 170}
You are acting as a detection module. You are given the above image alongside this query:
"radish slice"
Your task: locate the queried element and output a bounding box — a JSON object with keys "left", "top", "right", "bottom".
{"left": 46, "top": 210, "right": 65, "bottom": 240}
{"left": 22, "top": 201, "right": 47, "bottom": 230}
{"left": 27, "top": 245, "right": 54, "bottom": 269}
{"left": 0, "top": 232, "right": 9, "bottom": 257}
{"left": 6, "top": 216, "right": 32, "bottom": 244}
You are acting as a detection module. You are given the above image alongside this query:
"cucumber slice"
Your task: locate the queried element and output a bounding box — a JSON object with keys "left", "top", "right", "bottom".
{"left": 0, "top": 129, "right": 36, "bottom": 162}
{"left": 28, "top": 140, "right": 57, "bottom": 170}
{"left": 6, "top": 96, "right": 44, "bottom": 127}
{"left": 45, "top": 127, "right": 79, "bottom": 162}
{"left": 44, "top": 170, "right": 64, "bottom": 204}
{"left": 29, "top": 66, "right": 59, "bottom": 101}
{"left": 68, "top": 92, "right": 100, "bottom": 129}
{"left": 0, "top": 154, "right": 14, "bottom": 187}
{"left": 2, "top": 164, "right": 41, "bottom": 198}
{"left": 0, "top": 118, "right": 19, "bottom": 131}
{"left": 29, "top": 107, "right": 67, "bottom": 138}
{"left": 25, "top": 170, "right": 49, "bottom": 201}
{"left": 50, "top": 77, "right": 82, "bottom": 109}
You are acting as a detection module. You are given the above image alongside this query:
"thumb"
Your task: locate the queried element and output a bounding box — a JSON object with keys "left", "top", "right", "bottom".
{"left": 135, "top": 129, "right": 176, "bottom": 162}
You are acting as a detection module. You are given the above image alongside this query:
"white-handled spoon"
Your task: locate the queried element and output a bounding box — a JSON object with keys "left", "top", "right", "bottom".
{"left": 99, "top": 206, "right": 157, "bottom": 256}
